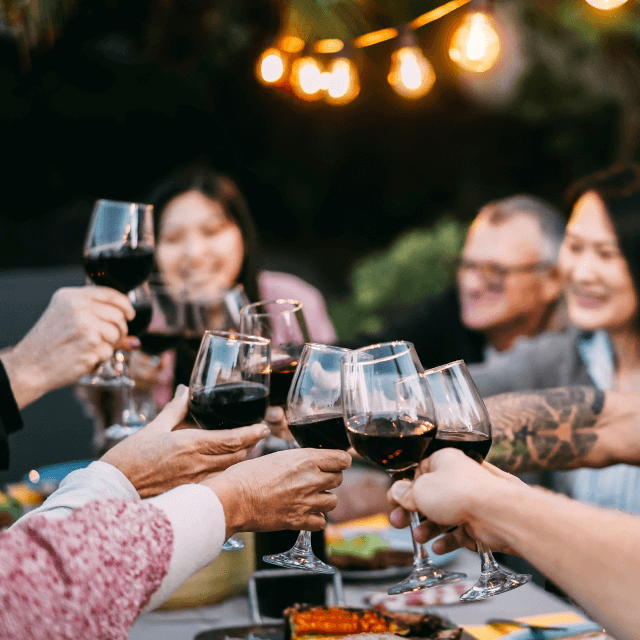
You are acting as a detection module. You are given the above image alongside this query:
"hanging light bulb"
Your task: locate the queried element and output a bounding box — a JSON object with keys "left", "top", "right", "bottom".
{"left": 583, "top": 0, "right": 629, "bottom": 9}
{"left": 290, "top": 52, "right": 324, "bottom": 101}
{"left": 256, "top": 47, "right": 286, "bottom": 85}
{"left": 388, "top": 28, "right": 435, "bottom": 99}
{"left": 324, "top": 48, "right": 360, "bottom": 105}
{"left": 449, "top": 2, "right": 501, "bottom": 73}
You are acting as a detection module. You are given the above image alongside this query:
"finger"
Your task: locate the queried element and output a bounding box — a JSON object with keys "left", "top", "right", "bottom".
{"left": 115, "top": 336, "right": 141, "bottom": 351}
{"left": 389, "top": 506, "right": 412, "bottom": 530}
{"left": 389, "top": 481, "right": 418, "bottom": 512}
{"left": 300, "top": 513, "right": 327, "bottom": 532}
{"left": 91, "top": 302, "right": 131, "bottom": 340}
{"left": 84, "top": 286, "right": 136, "bottom": 319}
{"left": 311, "top": 450, "right": 352, "bottom": 472}
{"left": 412, "top": 520, "right": 443, "bottom": 544}
{"left": 265, "top": 406, "right": 285, "bottom": 423}
{"left": 312, "top": 492, "right": 339, "bottom": 513}
{"left": 317, "top": 470, "right": 344, "bottom": 491}
{"left": 200, "top": 424, "right": 270, "bottom": 455}
{"left": 196, "top": 449, "right": 252, "bottom": 474}
{"left": 145, "top": 385, "right": 189, "bottom": 432}
{"left": 431, "top": 532, "right": 468, "bottom": 555}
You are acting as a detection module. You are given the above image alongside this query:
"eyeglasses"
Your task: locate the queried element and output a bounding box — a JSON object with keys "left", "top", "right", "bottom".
{"left": 455, "top": 257, "right": 553, "bottom": 291}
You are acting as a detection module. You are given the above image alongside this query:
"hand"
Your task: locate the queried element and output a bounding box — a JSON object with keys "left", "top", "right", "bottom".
{"left": 128, "top": 349, "right": 173, "bottom": 391}
{"left": 264, "top": 406, "right": 294, "bottom": 441}
{"left": 1, "top": 286, "right": 135, "bottom": 408}
{"left": 204, "top": 447, "right": 352, "bottom": 538}
{"left": 100, "top": 385, "right": 270, "bottom": 498}
{"left": 387, "top": 449, "right": 526, "bottom": 555}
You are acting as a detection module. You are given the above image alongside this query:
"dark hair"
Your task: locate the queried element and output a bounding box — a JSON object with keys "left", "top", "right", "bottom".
{"left": 146, "top": 164, "right": 261, "bottom": 302}
{"left": 565, "top": 162, "right": 640, "bottom": 309}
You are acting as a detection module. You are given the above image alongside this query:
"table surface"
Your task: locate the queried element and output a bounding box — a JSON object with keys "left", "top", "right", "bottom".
{"left": 128, "top": 549, "right": 584, "bottom": 640}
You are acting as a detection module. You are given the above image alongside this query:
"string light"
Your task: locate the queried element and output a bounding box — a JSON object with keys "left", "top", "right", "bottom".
{"left": 256, "top": 47, "right": 286, "bottom": 84}
{"left": 290, "top": 54, "right": 324, "bottom": 101}
{"left": 324, "top": 55, "right": 360, "bottom": 105}
{"left": 449, "top": 3, "right": 501, "bottom": 73}
{"left": 583, "top": 0, "right": 629, "bottom": 8}
{"left": 388, "top": 28, "right": 435, "bottom": 99}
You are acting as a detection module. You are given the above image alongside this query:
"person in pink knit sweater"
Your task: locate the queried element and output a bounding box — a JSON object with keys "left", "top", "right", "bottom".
{"left": 2, "top": 386, "right": 350, "bottom": 639}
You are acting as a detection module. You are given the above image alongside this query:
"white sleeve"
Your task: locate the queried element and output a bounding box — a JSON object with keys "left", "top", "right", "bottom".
{"left": 142, "top": 484, "right": 226, "bottom": 613}
{"left": 12, "top": 461, "right": 139, "bottom": 526}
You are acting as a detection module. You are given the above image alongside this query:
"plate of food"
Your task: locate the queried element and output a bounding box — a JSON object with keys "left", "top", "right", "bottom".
{"left": 325, "top": 514, "right": 459, "bottom": 582}
{"left": 194, "top": 605, "right": 469, "bottom": 640}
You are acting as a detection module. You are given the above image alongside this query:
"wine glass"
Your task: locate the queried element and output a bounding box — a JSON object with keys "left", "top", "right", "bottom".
{"left": 421, "top": 360, "right": 532, "bottom": 601}
{"left": 189, "top": 330, "right": 271, "bottom": 551}
{"left": 340, "top": 341, "right": 466, "bottom": 595}
{"left": 240, "top": 300, "right": 311, "bottom": 409}
{"left": 82, "top": 199, "right": 155, "bottom": 384}
{"left": 263, "top": 343, "right": 351, "bottom": 574}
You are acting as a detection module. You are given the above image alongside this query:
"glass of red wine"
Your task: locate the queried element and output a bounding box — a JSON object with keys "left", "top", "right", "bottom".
{"left": 262, "top": 343, "right": 351, "bottom": 574}
{"left": 189, "top": 330, "right": 271, "bottom": 551}
{"left": 239, "top": 300, "right": 311, "bottom": 410}
{"left": 340, "top": 341, "right": 467, "bottom": 595}
{"left": 82, "top": 199, "right": 155, "bottom": 384}
{"left": 421, "top": 360, "right": 531, "bottom": 601}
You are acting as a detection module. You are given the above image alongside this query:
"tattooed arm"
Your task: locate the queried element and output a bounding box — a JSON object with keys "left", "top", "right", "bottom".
{"left": 485, "top": 387, "right": 640, "bottom": 473}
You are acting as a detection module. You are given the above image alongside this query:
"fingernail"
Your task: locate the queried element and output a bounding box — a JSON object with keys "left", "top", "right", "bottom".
{"left": 129, "top": 337, "right": 141, "bottom": 349}
{"left": 391, "top": 481, "right": 411, "bottom": 498}
{"left": 432, "top": 539, "right": 444, "bottom": 554}
{"left": 176, "top": 384, "right": 188, "bottom": 399}
{"left": 266, "top": 407, "right": 280, "bottom": 421}
{"left": 260, "top": 426, "right": 270, "bottom": 437}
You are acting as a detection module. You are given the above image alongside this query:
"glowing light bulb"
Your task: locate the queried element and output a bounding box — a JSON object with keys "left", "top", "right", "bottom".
{"left": 583, "top": 0, "right": 629, "bottom": 8}
{"left": 256, "top": 47, "right": 286, "bottom": 84}
{"left": 28, "top": 470, "right": 40, "bottom": 484}
{"left": 290, "top": 56, "right": 323, "bottom": 101}
{"left": 449, "top": 11, "right": 501, "bottom": 73}
{"left": 388, "top": 46, "right": 435, "bottom": 99}
{"left": 324, "top": 58, "right": 360, "bottom": 105}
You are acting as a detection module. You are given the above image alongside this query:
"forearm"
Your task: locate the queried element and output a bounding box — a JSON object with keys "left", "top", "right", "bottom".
{"left": 484, "top": 386, "right": 640, "bottom": 473}
{"left": 474, "top": 482, "right": 640, "bottom": 640}
{"left": 0, "top": 345, "right": 49, "bottom": 409}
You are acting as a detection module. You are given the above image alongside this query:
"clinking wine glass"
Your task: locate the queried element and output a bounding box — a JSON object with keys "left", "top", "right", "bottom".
{"left": 340, "top": 341, "right": 466, "bottom": 595}
{"left": 240, "top": 300, "right": 311, "bottom": 409}
{"left": 421, "top": 360, "right": 531, "bottom": 601}
{"left": 189, "top": 330, "right": 271, "bottom": 551}
{"left": 262, "top": 343, "right": 351, "bottom": 574}
{"left": 82, "top": 199, "right": 155, "bottom": 384}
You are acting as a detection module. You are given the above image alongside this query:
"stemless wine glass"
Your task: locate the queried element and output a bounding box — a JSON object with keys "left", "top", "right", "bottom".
{"left": 189, "top": 330, "right": 271, "bottom": 551}
{"left": 240, "top": 300, "right": 311, "bottom": 408}
{"left": 341, "top": 341, "right": 466, "bottom": 595}
{"left": 263, "top": 343, "right": 351, "bottom": 574}
{"left": 421, "top": 360, "right": 531, "bottom": 601}
{"left": 82, "top": 199, "right": 155, "bottom": 384}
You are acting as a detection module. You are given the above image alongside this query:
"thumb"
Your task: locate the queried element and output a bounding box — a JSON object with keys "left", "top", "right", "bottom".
{"left": 390, "top": 480, "right": 419, "bottom": 511}
{"left": 146, "top": 385, "right": 189, "bottom": 433}
{"left": 202, "top": 423, "right": 270, "bottom": 455}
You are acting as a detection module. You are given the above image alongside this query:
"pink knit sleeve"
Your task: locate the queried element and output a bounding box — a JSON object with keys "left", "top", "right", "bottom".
{"left": 0, "top": 499, "right": 173, "bottom": 640}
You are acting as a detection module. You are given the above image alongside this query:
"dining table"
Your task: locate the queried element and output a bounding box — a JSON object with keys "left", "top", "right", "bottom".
{"left": 128, "top": 548, "right": 590, "bottom": 640}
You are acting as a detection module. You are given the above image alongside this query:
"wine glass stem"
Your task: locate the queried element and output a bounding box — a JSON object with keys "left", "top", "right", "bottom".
{"left": 293, "top": 530, "right": 313, "bottom": 555}
{"left": 477, "top": 540, "right": 501, "bottom": 574}
{"left": 409, "top": 511, "right": 437, "bottom": 570}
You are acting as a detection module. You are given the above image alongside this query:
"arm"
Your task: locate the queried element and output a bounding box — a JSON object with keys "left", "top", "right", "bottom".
{"left": 485, "top": 386, "right": 640, "bottom": 473}
{"left": 389, "top": 450, "right": 640, "bottom": 640}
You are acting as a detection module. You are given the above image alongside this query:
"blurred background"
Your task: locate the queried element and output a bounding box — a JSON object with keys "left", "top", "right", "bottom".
{"left": 1, "top": 0, "right": 639, "bottom": 479}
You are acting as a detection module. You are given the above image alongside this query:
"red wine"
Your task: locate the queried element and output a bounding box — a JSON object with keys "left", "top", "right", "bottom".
{"left": 289, "top": 414, "right": 350, "bottom": 451}
{"left": 127, "top": 303, "right": 153, "bottom": 337}
{"left": 84, "top": 246, "right": 154, "bottom": 293}
{"left": 189, "top": 382, "right": 269, "bottom": 430}
{"left": 346, "top": 416, "right": 437, "bottom": 478}
{"left": 270, "top": 361, "right": 297, "bottom": 407}
{"left": 139, "top": 332, "right": 181, "bottom": 356}
{"left": 427, "top": 430, "right": 492, "bottom": 464}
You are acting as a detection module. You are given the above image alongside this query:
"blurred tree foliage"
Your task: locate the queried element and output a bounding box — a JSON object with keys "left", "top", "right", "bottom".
{"left": 328, "top": 217, "right": 467, "bottom": 340}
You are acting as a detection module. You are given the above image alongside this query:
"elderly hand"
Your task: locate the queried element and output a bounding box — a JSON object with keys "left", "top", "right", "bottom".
{"left": 387, "top": 449, "right": 526, "bottom": 555}
{"left": 100, "top": 385, "right": 270, "bottom": 498}
{"left": 205, "top": 447, "right": 352, "bottom": 539}
{"left": 0, "top": 286, "right": 135, "bottom": 408}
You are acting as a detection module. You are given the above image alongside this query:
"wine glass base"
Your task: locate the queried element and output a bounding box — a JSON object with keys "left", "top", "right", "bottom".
{"left": 222, "top": 536, "right": 245, "bottom": 551}
{"left": 387, "top": 568, "right": 467, "bottom": 595}
{"left": 459, "top": 570, "right": 532, "bottom": 602}
{"left": 262, "top": 551, "right": 335, "bottom": 574}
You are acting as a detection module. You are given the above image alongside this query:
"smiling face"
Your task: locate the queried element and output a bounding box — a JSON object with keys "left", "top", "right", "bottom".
{"left": 559, "top": 191, "right": 638, "bottom": 332}
{"left": 155, "top": 190, "right": 245, "bottom": 300}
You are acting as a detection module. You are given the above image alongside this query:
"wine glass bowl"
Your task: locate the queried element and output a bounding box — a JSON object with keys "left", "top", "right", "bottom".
{"left": 421, "top": 360, "right": 531, "bottom": 601}
{"left": 340, "top": 342, "right": 466, "bottom": 594}
{"left": 262, "top": 343, "right": 350, "bottom": 573}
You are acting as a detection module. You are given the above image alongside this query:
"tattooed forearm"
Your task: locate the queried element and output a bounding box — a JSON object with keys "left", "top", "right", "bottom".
{"left": 485, "top": 387, "right": 605, "bottom": 474}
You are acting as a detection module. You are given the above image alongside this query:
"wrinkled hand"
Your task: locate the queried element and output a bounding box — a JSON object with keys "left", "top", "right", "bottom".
{"left": 100, "top": 385, "right": 270, "bottom": 498}
{"left": 388, "top": 449, "right": 525, "bottom": 555}
{"left": 205, "top": 447, "right": 352, "bottom": 538}
{"left": 1, "top": 286, "right": 135, "bottom": 408}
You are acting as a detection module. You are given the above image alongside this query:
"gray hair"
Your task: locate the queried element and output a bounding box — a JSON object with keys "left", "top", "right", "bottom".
{"left": 482, "top": 194, "right": 566, "bottom": 263}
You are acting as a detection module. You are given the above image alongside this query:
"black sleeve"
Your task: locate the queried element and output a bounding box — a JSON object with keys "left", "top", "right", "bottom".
{"left": 0, "top": 359, "right": 24, "bottom": 470}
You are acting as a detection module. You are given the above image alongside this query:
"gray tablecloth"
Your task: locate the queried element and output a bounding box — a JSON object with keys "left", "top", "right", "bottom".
{"left": 128, "top": 549, "right": 586, "bottom": 639}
